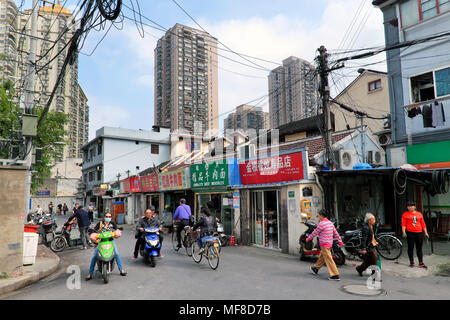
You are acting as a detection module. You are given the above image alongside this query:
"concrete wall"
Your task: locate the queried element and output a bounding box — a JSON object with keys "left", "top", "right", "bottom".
{"left": 0, "top": 166, "right": 27, "bottom": 277}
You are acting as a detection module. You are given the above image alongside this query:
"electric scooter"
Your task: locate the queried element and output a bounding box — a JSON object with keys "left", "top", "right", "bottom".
{"left": 96, "top": 231, "right": 116, "bottom": 284}
{"left": 140, "top": 227, "right": 162, "bottom": 267}
{"left": 298, "top": 218, "right": 346, "bottom": 266}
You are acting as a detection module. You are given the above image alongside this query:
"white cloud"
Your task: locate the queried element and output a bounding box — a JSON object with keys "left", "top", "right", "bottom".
{"left": 135, "top": 74, "right": 154, "bottom": 88}
{"left": 88, "top": 96, "right": 132, "bottom": 140}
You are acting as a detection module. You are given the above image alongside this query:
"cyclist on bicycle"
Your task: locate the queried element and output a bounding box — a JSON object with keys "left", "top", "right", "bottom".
{"left": 173, "top": 198, "right": 192, "bottom": 250}
{"left": 192, "top": 207, "right": 217, "bottom": 255}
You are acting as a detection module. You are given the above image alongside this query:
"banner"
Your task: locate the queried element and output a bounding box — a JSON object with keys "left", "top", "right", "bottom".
{"left": 159, "top": 168, "right": 189, "bottom": 191}
{"left": 140, "top": 174, "right": 159, "bottom": 192}
{"left": 191, "top": 159, "right": 228, "bottom": 188}
{"left": 239, "top": 151, "right": 305, "bottom": 185}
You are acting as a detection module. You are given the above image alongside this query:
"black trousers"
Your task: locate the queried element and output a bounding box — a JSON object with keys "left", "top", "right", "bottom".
{"left": 176, "top": 219, "right": 190, "bottom": 246}
{"left": 406, "top": 231, "right": 424, "bottom": 264}
{"left": 356, "top": 248, "right": 378, "bottom": 273}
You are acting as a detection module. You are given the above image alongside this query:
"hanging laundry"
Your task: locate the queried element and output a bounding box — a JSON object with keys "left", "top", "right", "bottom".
{"left": 408, "top": 106, "right": 421, "bottom": 118}
{"left": 421, "top": 104, "right": 433, "bottom": 128}
{"left": 432, "top": 101, "right": 446, "bottom": 126}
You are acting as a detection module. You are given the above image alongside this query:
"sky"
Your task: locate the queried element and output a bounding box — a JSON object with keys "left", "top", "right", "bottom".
{"left": 18, "top": 0, "right": 387, "bottom": 140}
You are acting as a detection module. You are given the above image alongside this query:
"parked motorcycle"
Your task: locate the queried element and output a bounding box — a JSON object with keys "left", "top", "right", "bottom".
{"left": 298, "top": 219, "right": 345, "bottom": 266}
{"left": 28, "top": 212, "right": 57, "bottom": 246}
{"left": 214, "top": 218, "right": 228, "bottom": 247}
{"left": 50, "top": 220, "right": 94, "bottom": 252}
{"left": 140, "top": 227, "right": 162, "bottom": 267}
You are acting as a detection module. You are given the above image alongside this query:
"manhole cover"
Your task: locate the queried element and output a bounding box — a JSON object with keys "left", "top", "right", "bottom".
{"left": 342, "top": 284, "right": 386, "bottom": 296}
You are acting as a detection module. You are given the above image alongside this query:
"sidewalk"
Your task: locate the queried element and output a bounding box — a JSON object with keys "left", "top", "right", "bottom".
{"left": 346, "top": 239, "right": 450, "bottom": 278}
{"left": 0, "top": 245, "right": 60, "bottom": 297}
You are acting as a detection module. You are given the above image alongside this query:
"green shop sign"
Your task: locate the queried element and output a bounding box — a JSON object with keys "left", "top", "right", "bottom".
{"left": 191, "top": 159, "right": 228, "bottom": 188}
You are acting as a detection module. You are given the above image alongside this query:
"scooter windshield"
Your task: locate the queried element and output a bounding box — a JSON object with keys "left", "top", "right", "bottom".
{"left": 144, "top": 227, "right": 159, "bottom": 233}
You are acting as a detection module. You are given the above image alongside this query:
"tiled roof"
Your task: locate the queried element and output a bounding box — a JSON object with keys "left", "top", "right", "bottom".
{"left": 257, "top": 130, "right": 355, "bottom": 160}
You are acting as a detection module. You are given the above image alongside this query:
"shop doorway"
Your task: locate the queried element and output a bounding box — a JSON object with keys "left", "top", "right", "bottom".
{"left": 196, "top": 193, "right": 234, "bottom": 235}
{"left": 146, "top": 194, "right": 160, "bottom": 214}
{"left": 250, "top": 190, "right": 280, "bottom": 249}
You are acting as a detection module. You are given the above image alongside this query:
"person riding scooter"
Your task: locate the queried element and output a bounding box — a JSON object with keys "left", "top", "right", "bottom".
{"left": 85, "top": 213, "right": 127, "bottom": 280}
{"left": 135, "top": 207, "right": 164, "bottom": 258}
{"left": 192, "top": 207, "right": 217, "bottom": 255}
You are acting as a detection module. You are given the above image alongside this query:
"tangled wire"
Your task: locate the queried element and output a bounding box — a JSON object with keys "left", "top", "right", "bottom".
{"left": 393, "top": 168, "right": 450, "bottom": 196}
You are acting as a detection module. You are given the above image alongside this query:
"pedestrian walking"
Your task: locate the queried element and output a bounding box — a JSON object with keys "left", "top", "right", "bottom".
{"left": 48, "top": 202, "right": 54, "bottom": 214}
{"left": 356, "top": 213, "right": 379, "bottom": 276}
{"left": 63, "top": 203, "right": 68, "bottom": 215}
{"left": 402, "top": 201, "right": 429, "bottom": 268}
{"left": 66, "top": 205, "right": 91, "bottom": 249}
{"left": 172, "top": 198, "right": 192, "bottom": 250}
{"left": 306, "top": 209, "right": 344, "bottom": 281}
{"left": 88, "top": 202, "right": 95, "bottom": 223}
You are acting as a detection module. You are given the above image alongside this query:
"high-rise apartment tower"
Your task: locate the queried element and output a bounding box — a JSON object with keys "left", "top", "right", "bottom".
{"left": 268, "top": 56, "right": 317, "bottom": 128}
{"left": 154, "top": 23, "right": 219, "bottom": 136}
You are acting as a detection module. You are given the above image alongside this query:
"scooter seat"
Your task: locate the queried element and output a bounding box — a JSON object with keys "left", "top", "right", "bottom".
{"left": 345, "top": 230, "right": 361, "bottom": 236}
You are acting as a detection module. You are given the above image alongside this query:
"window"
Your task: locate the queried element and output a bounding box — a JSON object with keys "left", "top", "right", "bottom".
{"left": 435, "top": 67, "right": 450, "bottom": 97}
{"left": 368, "top": 79, "right": 382, "bottom": 92}
{"left": 400, "top": 0, "right": 450, "bottom": 28}
{"left": 97, "top": 169, "right": 102, "bottom": 181}
{"left": 411, "top": 72, "right": 434, "bottom": 102}
{"left": 89, "top": 171, "right": 94, "bottom": 182}
{"left": 151, "top": 144, "right": 159, "bottom": 154}
{"left": 97, "top": 143, "right": 102, "bottom": 154}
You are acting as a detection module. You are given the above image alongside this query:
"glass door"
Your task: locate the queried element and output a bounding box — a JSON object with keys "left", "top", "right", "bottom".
{"left": 251, "top": 191, "right": 264, "bottom": 245}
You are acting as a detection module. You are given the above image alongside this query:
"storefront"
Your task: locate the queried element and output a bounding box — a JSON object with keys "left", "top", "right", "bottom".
{"left": 158, "top": 166, "right": 193, "bottom": 228}
{"left": 238, "top": 148, "right": 312, "bottom": 254}
{"left": 139, "top": 173, "right": 160, "bottom": 214}
{"left": 190, "top": 158, "right": 241, "bottom": 235}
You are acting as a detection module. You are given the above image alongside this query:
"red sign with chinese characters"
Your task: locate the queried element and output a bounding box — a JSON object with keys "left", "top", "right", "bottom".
{"left": 239, "top": 151, "right": 305, "bottom": 185}
{"left": 129, "top": 177, "right": 140, "bottom": 193}
{"left": 140, "top": 174, "right": 159, "bottom": 192}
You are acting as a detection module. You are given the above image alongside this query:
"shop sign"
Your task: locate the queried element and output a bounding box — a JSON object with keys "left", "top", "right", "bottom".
{"left": 93, "top": 187, "right": 106, "bottom": 196}
{"left": 140, "top": 174, "right": 159, "bottom": 192}
{"left": 406, "top": 140, "right": 450, "bottom": 169}
{"left": 239, "top": 151, "right": 305, "bottom": 185}
{"left": 129, "top": 177, "right": 140, "bottom": 193}
{"left": 121, "top": 178, "right": 130, "bottom": 193}
{"left": 233, "top": 191, "right": 240, "bottom": 209}
{"left": 191, "top": 160, "right": 228, "bottom": 188}
{"left": 159, "top": 168, "right": 189, "bottom": 190}
{"left": 37, "top": 190, "right": 51, "bottom": 196}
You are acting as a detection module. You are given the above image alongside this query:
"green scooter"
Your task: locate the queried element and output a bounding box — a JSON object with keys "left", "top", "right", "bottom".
{"left": 96, "top": 231, "right": 116, "bottom": 284}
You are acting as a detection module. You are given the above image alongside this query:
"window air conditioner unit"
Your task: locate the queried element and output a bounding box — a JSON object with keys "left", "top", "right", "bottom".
{"left": 367, "top": 150, "right": 386, "bottom": 166}
{"left": 378, "top": 134, "right": 391, "bottom": 146}
{"left": 339, "top": 150, "right": 357, "bottom": 170}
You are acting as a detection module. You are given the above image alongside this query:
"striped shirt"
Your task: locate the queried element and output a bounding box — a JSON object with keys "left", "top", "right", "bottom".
{"left": 306, "top": 218, "right": 344, "bottom": 248}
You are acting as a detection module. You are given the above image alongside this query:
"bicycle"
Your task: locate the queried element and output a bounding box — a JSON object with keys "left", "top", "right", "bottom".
{"left": 171, "top": 223, "right": 195, "bottom": 256}
{"left": 342, "top": 225, "right": 403, "bottom": 260}
{"left": 191, "top": 235, "right": 220, "bottom": 270}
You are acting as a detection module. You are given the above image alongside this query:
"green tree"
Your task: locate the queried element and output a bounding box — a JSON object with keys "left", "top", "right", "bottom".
{"left": 0, "top": 80, "right": 69, "bottom": 193}
{"left": 31, "top": 107, "right": 69, "bottom": 193}
{"left": 0, "top": 81, "right": 20, "bottom": 159}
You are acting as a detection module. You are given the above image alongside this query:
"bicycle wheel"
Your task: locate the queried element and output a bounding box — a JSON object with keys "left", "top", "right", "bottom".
{"left": 191, "top": 241, "right": 203, "bottom": 263}
{"left": 207, "top": 243, "right": 220, "bottom": 270}
{"left": 185, "top": 234, "right": 193, "bottom": 256}
{"left": 376, "top": 234, "right": 403, "bottom": 260}
{"left": 172, "top": 229, "right": 180, "bottom": 252}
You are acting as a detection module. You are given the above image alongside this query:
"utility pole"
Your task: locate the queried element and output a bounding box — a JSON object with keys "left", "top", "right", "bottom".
{"left": 22, "top": 0, "right": 39, "bottom": 214}
{"left": 359, "top": 115, "right": 366, "bottom": 163}
{"left": 317, "top": 46, "right": 333, "bottom": 169}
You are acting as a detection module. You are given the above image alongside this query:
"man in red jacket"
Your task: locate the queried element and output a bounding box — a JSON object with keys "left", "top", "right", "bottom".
{"left": 402, "top": 201, "right": 430, "bottom": 269}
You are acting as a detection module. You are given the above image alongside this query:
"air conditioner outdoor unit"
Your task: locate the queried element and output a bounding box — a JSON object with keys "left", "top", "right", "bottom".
{"left": 367, "top": 150, "right": 386, "bottom": 166}
{"left": 339, "top": 150, "right": 357, "bottom": 170}
{"left": 378, "top": 134, "right": 392, "bottom": 146}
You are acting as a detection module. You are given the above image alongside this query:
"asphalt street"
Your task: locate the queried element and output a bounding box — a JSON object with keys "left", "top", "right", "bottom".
{"left": 3, "top": 216, "right": 450, "bottom": 300}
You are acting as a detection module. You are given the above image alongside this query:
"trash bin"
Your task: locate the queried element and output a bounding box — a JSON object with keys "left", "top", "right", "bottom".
{"left": 116, "top": 214, "right": 125, "bottom": 225}
{"left": 23, "top": 231, "right": 39, "bottom": 266}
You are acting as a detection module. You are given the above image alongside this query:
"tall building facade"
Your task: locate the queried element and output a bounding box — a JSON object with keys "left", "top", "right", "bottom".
{"left": 154, "top": 23, "right": 219, "bottom": 136}
{"left": 0, "top": 0, "right": 19, "bottom": 83}
{"left": 0, "top": 1, "right": 89, "bottom": 160}
{"left": 268, "top": 56, "right": 317, "bottom": 129}
{"left": 224, "top": 104, "right": 268, "bottom": 131}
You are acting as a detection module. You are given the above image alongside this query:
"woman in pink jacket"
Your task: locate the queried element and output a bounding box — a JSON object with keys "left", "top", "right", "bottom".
{"left": 306, "top": 209, "right": 344, "bottom": 281}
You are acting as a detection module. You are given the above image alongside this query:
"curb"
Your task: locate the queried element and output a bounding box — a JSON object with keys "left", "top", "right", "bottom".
{"left": 0, "top": 245, "right": 60, "bottom": 297}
